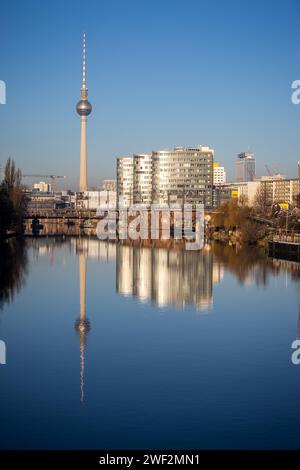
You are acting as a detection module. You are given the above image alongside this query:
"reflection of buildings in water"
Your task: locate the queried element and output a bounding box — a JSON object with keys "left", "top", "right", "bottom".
{"left": 273, "top": 258, "right": 300, "bottom": 275}
{"left": 133, "top": 247, "right": 152, "bottom": 302}
{"left": 212, "top": 263, "right": 224, "bottom": 285}
{"left": 116, "top": 245, "right": 213, "bottom": 311}
{"left": 116, "top": 245, "right": 134, "bottom": 297}
{"left": 242, "top": 274, "right": 253, "bottom": 287}
{"left": 71, "top": 238, "right": 116, "bottom": 261}
{"left": 30, "top": 236, "right": 117, "bottom": 263}
{"left": 29, "top": 238, "right": 56, "bottom": 262}
{"left": 115, "top": 246, "right": 153, "bottom": 301}
{"left": 37, "top": 246, "right": 48, "bottom": 256}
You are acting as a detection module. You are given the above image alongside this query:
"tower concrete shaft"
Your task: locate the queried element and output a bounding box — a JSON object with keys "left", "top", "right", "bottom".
{"left": 80, "top": 116, "right": 87, "bottom": 192}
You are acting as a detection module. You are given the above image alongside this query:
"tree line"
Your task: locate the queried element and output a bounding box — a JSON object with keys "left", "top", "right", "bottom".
{"left": 211, "top": 187, "right": 300, "bottom": 244}
{"left": 0, "top": 158, "right": 28, "bottom": 238}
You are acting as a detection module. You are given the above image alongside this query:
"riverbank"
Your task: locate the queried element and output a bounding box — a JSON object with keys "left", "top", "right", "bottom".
{"left": 209, "top": 228, "right": 269, "bottom": 248}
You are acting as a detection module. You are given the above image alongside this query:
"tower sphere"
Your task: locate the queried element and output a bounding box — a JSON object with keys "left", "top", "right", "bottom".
{"left": 76, "top": 99, "right": 92, "bottom": 116}
{"left": 75, "top": 318, "right": 91, "bottom": 334}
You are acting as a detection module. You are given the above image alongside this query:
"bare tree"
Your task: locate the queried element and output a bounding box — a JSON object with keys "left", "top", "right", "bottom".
{"left": 254, "top": 186, "right": 270, "bottom": 215}
{"left": 0, "top": 158, "right": 27, "bottom": 237}
{"left": 293, "top": 193, "right": 300, "bottom": 208}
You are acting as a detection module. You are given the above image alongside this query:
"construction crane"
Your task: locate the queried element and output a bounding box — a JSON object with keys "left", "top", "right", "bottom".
{"left": 22, "top": 174, "right": 66, "bottom": 193}
{"left": 265, "top": 164, "right": 272, "bottom": 176}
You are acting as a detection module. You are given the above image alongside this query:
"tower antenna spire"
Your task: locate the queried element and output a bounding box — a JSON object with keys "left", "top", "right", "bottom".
{"left": 82, "top": 32, "right": 86, "bottom": 90}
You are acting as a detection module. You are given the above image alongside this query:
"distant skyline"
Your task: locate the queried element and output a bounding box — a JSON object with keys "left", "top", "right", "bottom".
{"left": 0, "top": 0, "right": 299, "bottom": 190}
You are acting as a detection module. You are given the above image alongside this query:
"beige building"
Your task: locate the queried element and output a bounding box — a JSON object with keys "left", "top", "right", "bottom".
{"left": 102, "top": 179, "right": 116, "bottom": 192}
{"left": 260, "top": 178, "right": 300, "bottom": 205}
{"left": 133, "top": 154, "right": 152, "bottom": 206}
{"left": 117, "top": 156, "right": 134, "bottom": 208}
{"left": 216, "top": 178, "right": 300, "bottom": 207}
{"left": 117, "top": 146, "right": 214, "bottom": 209}
{"left": 33, "top": 181, "right": 52, "bottom": 193}
{"left": 80, "top": 190, "right": 116, "bottom": 210}
{"left": 213, "top": 162, "right": 226, "bottom": 185}
{"left": 214, "top": 181, "right": 260, "bottom": 206}
{"left": 152, "top": 146, "right": 214, "bottom": 208}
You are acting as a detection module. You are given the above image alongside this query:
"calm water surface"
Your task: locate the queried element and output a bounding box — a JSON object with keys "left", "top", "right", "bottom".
{"left": 0, "top": 237, "right": 300, "bottom": 449}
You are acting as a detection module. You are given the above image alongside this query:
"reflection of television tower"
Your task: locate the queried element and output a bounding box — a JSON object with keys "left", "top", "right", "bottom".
{"left": 76, "top": 32, "right": 92, "bottom": 192}
{"left": 74, "top": 253, "right": 90, "bottom": 402}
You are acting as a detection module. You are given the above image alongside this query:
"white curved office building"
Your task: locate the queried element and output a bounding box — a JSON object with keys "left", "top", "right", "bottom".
{"left": 117, "top": 146, "right": 214, "bottom": 209}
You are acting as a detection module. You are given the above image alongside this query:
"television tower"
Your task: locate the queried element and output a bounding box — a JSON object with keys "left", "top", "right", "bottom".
{"left": 76, "top": 32, "right": 92, "bottom": 192}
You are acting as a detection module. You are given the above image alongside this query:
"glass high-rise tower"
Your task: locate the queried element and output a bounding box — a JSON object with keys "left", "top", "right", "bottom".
{"left": 235, "top": 152, "right": 256, "bottom": 182}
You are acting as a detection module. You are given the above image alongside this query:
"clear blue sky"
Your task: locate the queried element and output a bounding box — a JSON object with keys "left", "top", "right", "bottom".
{"left": 0, "top": 0, "right": 299, "bottom": 189}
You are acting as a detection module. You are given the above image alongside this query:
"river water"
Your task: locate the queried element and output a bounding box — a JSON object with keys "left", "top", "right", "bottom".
{"left": 0, "top": 237, "right": 300, "bottom": 449}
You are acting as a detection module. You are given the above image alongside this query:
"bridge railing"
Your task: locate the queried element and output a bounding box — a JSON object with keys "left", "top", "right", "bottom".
{"left": 25, "top": 209, "right": 100, "bottom": 219}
